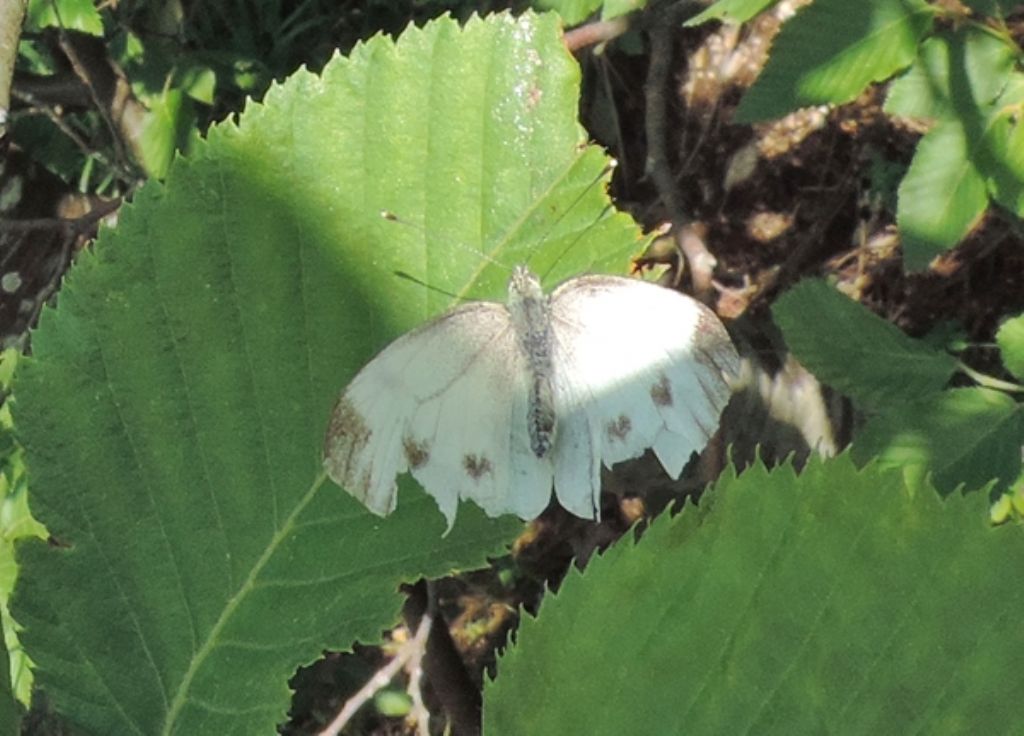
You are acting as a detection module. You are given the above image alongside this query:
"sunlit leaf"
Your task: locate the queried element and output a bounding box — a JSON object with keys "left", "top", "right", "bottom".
{"left": 736, "top": 0, "right": 934, "bottom": 122}
{"left": 12, "top": 12, "right": 643, "bottom": 735}
{"left": 896, "top": 119, "right": 989, "bottom": 269}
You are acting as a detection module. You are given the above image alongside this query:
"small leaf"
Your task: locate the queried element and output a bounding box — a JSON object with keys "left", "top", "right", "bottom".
{"left": 851, "top": 387, "right": 1022, "bottom": 495}
{"left": 896, "top": 119, "right": 989, "bottom": 269}
{"left": 996, "top": 313, "right": 1024, "bottom": 381}
{"left": 138, "top": 88, "right": 195, "bottom": 178}
{"left": 885, "top": 29, "right": 1016, "bottom": 120}
{"left": 736, "top": 0, "right": 935, "bottom": 123}
{"left": 486, "top": 455, "right": 1024, "bottom": 734}
{"left": 25, "top": 0, "right": 103, "bottom": 35}
{"left": 601, "top": 0, "right": 645, "bottom": 20}
{"left": 684, "top": 0, "right": 778, "bottom": 26}
{"left": 976, "top": 74, "right": 1024, "bottom": 216}
{"left": 772, "top": 279, "right": 958, "bottom": 410}
{"left": 179, "top": 64, "right": 217, "bottom": 105}
{"left": 533, "top": 0, "right": 603, "bottom": 24}
{"left": 962, "top": 0, "right": 1014, "bottom": 15}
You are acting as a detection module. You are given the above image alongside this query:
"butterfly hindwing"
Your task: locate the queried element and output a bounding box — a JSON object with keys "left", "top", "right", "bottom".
{"left": 547, "top": 275, "right": 738, "bottom": 517}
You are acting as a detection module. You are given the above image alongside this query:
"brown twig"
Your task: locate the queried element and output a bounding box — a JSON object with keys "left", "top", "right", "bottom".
{"left": 406, "top": 579, "right": 482, "bottom": 736}
{"left": 0, "top": 196, "right": 121, "bottom": 234}
{"left": 56, "top": 30, "right": 147, "bottom": 177}
{"left": 316, "top": 612, "right": 434, "bottom": 736}
{"left": 0, "top": 0, "right": 29, "bottom": 136}
{"left": 10, "top": 85, "right": 123, "bottom": 174}
{"left": 564, "top": 17, "right": 630, "bottom": 53}
{"left": 643, "top": 1, "right": 719, "bottom": 300}
{"left": 12, "top": 69, "right": 93, "bottom": 109}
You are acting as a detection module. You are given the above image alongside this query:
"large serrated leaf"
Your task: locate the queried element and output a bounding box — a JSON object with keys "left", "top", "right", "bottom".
{"left": 772, "top": 279, "right": 958, "bottom": 409}
{"left": 735, "top": 0, "right": 934, "bottom": 123}
{"left": 12, "top": 12, "right": 644, "bottom": 735}
{"left": 851, "top": 387, "right": 1022, "bottom": 494}
{"left": 486, "top": 455, "right": 1024, "bottom": 735}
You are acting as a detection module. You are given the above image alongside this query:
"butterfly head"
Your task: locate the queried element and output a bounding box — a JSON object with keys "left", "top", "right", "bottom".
{"left": 508, "top": 265, "right": 544, "bottom": 304}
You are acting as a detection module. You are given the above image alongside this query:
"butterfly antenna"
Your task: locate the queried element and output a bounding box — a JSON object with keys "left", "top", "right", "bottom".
{"left": 531, "top": 161, "right": 619, "bottom": 280}
{"left": 392, "top": 270, "right": 461, "bottom": 299}
{"left": 540, "top": 201, "right": 616, "bottom": 282}
{"left": 381, "top": 210, "right": 508, "bottom": 271}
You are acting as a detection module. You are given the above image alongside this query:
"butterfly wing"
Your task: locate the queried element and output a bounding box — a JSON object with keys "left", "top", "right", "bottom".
{"left": 323, "top": 302, "right": 552, "bottom": 528}
{"left": 547, "top": 275, "right": 738, "bottom": 518}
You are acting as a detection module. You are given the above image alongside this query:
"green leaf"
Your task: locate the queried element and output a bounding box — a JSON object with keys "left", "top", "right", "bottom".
{"left": 25, "top": 0, "right": 103, "bottom": 35}
{"left": 962, "top": 0, "right": 1014, "bottom": 15}
{"left": 885, "top": 29, "right": 1016, "bottom": 120}
{"left": 138, "top": 88, "right": 196, "bottom": 178}
{"left": 0, "top": 457, "right": 45, "bottom": 708}
{"left": 12, "top": 12, "right": 642, "bottom": 735}
{"left": 736, "top": 0, "right": 934, "bottom": 122}
{"left": 486, "top": 455, "right": 1024, "bottom": 734}
{"left": 851, "top": 388, "right": 1022, "bottom": 495}
{"left": 996, "top": 313, "right": 1024, "bottom": 380}
{"left": 772, "top": 279, "right": 958, "bottom": 409}
{"left": 601, "top": 0, "right": 645, "bottom": 20}
{"left": 885, "top": 28, "right": 1019, "bottom": 263}
{"left": 178, "top": 64, "right": 217, "bottom": 105}
{"left": 0, "top": 637, "right": 22, "bottom": 735}
{"left": 896, "top": 119, "right": 989, "bottom": 269}
{"left": 533, "top": 0, "right": 643, "bottom": 23}
{"left": 532, "top": 0, "right": 603, "bottom": 24}
{"left": 976, "top": 73, "right": 1024, "bottom": 216}
{"left": 684, "top": 0, "right": 779, "bottom": 26}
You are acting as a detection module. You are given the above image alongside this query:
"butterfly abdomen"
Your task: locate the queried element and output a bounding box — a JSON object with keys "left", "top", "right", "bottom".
{"left": 508, "top": 266, "right": 556, "bottom": 458}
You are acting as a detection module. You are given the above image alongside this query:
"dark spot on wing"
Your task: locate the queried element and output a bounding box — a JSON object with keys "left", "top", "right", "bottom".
{"left": 650, "top": 373, "right": 673, "bottom": 407}
{"left": 463, "top": 453, "right": 493, "bottom": 480}
{"left": 606, "top": 414, "right": 632, "bottom": 442}
{"left": 403, "top": 436, "right": 431, "bottom": 469}
{"left": 323, "top": 397, "right": 373, "bottom": 495}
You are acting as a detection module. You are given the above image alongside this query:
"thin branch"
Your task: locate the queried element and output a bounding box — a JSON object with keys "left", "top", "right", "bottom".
{"left": 959, "top": 361, "right": 1024, "bottom": 394}
{"left": 564, "top": 17, "right": 630, "bottom": 53}
{"left": 0, "top": 196, "right": 121, "bottom": 234}
{"left": 644, "top": 2, "right": 718, "bottom": 299}
{"left": 317, "top": 614, "right": 434, "bottom": 736}
{"left": 10, "top": 86, "right": 125, "bottom": 176}
{"left": 56, "top": 30, "right": 147, "bottom": 176}
{"left": 0, "top": 0, "right": 29, "bottom": 134}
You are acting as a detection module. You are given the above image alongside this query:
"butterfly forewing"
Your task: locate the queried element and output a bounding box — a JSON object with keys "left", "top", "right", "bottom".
{"left": 404, "top": 311, "right": 553, "bottom": 525}
{"left": 324, "top": 301, "right": 553, "bottom": 527}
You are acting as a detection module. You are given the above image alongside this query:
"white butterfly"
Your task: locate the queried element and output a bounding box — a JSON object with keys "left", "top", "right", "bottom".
{"left": 323, "top": 265, "right": 738, "bottom": 528}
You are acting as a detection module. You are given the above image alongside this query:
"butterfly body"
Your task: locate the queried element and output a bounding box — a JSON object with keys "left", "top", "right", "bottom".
{"left": 324, "top": 267, "right": 739, "bottom": 527}
{"left": 507, "top": 266, "right": 556, "bottom": 458}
